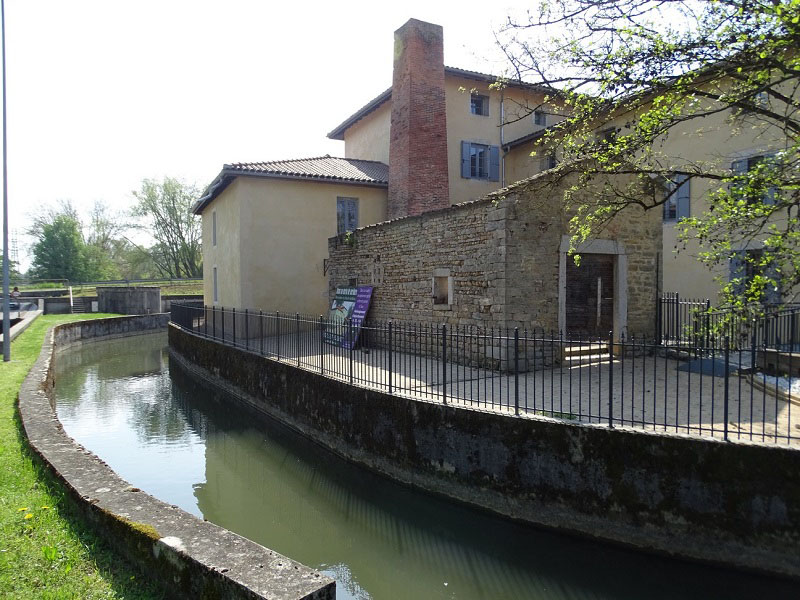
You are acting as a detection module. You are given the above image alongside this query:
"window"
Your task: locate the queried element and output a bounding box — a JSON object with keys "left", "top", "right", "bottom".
{"left": 598, "top": 128, "right": 617, "bottom": 144}
{"left": 539, "top": 152, "right": 557, "bottom": 172}
{"left": 730, "top": 249, "right": 781, "bottom": 305}
{"left": 470, "top": 94, "right": 489, "bottom": 116}
{"left": 663, "top": 174, "right": 691, "bottom": 221}
{"left": 533, "top": 110, "right": 546, "bottom": 126}
{"left": 337, "top": 197, "right": 359, "bottom": 234}
{"left": 731, "top": 155, "right": 777, "bottom": 205}
{"left": 212, "top": 210, "right": 217, "bottom": 246}
{"left": 212, "top": 266, "right": 218, "bottom": 304}
{"left": 460, "top": 142, "right": 500, "bottom": 181}
{"left": 432, "top": 268, "right": 453, "bottom": 308}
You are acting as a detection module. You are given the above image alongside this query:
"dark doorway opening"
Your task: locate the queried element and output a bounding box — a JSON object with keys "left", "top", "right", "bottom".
{"left": 565, "top": 253, "right": 614, "bottom": 336}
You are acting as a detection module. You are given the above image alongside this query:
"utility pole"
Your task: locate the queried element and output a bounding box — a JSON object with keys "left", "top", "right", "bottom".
{"left": 2, "top": 0, "right": 10, "bottom": 362}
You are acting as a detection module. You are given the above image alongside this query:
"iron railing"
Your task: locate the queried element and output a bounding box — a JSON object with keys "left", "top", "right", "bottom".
{"left": 171, "top": 303, "right": 799, "bottom": 445}
{"left": 658, "top": 293, "right": 800, "bottom": 351}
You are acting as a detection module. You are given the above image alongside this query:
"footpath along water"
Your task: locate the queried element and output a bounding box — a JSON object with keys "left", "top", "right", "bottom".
{"left": 53, "top": 332, "right": 796, "bottom": 600}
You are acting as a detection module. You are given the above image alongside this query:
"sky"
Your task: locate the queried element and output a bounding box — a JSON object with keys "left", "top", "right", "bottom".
{"left": 2, "top": 0, "right": 535, "bottom": 269}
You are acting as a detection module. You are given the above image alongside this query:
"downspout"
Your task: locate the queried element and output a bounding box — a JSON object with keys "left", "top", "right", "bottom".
{"left": 500, "top": 91, "right": 506, "bottom": 187}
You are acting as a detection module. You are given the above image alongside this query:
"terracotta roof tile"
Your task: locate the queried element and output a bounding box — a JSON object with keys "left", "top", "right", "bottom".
{"left": 227, "top": 156, "right": 388, "bottom": 184}
{"left": 193, "top": 156, "right": 388, "bottom": 214}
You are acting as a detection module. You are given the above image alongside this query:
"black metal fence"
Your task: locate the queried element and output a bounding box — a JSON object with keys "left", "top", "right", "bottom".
{"left": 658, "top": 293, "right": 800, "bottom": 351}
{"left": 171, "top": 303, "right": 799, "bottom": 445}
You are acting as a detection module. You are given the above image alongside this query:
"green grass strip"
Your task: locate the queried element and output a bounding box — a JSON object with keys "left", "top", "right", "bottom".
{"left": 0, "top": 314, "right": 164, "bottom": 599}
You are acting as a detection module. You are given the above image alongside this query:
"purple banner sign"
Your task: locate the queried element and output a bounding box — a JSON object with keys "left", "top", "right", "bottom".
{"left": 323, "top": 286, "right": 374, "bottom": 349}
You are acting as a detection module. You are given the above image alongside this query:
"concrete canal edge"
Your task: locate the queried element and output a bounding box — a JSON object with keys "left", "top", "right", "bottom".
{"left": 169, "top": 323, "right": 800, "bottom": 579}
{"left": 17, "top": 315, "right": 335, "bottom": 600}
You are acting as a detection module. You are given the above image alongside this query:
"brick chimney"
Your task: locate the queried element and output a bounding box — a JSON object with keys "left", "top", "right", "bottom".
{"left": 388, "top": 19, "right": 450, "bottom": 220}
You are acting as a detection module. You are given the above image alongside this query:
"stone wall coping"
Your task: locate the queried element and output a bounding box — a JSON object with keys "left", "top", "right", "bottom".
{"left": 17, "top": 315, "right": 334, "bottom": 600}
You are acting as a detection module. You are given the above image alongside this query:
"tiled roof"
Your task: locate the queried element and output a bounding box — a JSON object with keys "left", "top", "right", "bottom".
{"left": 193, "top": 156, "right": 388, "bottom": 214}
{"left": 227, "top": 156, "right": 388, "bottom": 184}
{"left": 327, "top": 66, "right": 553, "bottom": 140}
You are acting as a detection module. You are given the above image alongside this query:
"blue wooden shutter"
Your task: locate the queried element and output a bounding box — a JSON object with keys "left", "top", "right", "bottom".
{"left": 461, "top": 142, "right": 471, "bottom": 178}
{"left": 764, "top": 153, "right": 777, "bottom": 205}
{"left": 764, "top": 258, "right": 781, "bottom": 305}
{"left": 729, "top": 251, "right": 745, "bottom": 296}
{"left": 489, "top": 146, "right": 500, "bottom": 182}
{"left": 676, "top": 175, "right": 690, "bottom": 219}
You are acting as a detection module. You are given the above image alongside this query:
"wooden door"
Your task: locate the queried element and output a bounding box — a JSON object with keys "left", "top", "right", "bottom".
{"left": 565, "top": 254, "right": 614, "bottom": 336}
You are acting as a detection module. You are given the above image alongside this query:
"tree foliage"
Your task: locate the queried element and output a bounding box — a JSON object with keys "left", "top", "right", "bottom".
{"left": 498, "top": 0, "right": 800, "bottom": 308}
{"left": 132, "top": 177, "right": 202, "bottom": 279}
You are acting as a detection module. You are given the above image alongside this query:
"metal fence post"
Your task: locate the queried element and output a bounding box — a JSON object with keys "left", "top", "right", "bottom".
{"left": 514, "top": 327, "right": 520, "bottom": 416}
{"left": 244, "top": 308, "right": 249, "bottom": 350}
{"left": 276, "top": 311, "right": 281, "bottom": 360}
{"left": 296, "top": 313, "right": 300, "bottom": 367}
{"left": 724, "top": 335, "right": 730, "bottom": 441}
{"left": 221, "top": 307, "right": 225, "bottom": 343}
{"left": 232, "top": 309, "right": 236, "bottom": 347}
{"left": 319, "top": 315, "right": 325, "bottom": 375}
{"left": 212, "top": 306, "right": 216, "bottom": 340}
{"left": 442, "top": 324, "right": 447, "bottom": 405}
{"left": 388, "top": 321, "right": 393, "bottom": 395}
{"left": 705, "top": 299, "right": 711, "bottom": 350}
{"left": 204, "top": 306, "right": 208, "bottom": 337}
{"left": 673, "top": 292, "right": 679, "bottom": 341}
{"left": 608, "top": 329, "right": 614, "bottom": 428}
{"left": 348, "top": 317, "right": 354, "bottom": 385}
{"left": 656, "top": 293, "right": 662, "bottom": 344}
{"left": 259, "top": 310, "right": 264, "bottom": 356}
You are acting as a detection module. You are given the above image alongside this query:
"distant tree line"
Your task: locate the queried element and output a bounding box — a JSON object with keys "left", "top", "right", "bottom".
{"left": 25, "top": 177, "right": 202, "bottom": 283}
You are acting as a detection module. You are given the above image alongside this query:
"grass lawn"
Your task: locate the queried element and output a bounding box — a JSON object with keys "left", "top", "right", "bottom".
{"left": 0, "top": 314, "right": 165, "bottom": 599}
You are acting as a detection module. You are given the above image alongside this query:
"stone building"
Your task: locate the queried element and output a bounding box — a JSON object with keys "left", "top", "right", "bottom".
{"left": 327, "top": 166, "right": 662, "bottom": 339}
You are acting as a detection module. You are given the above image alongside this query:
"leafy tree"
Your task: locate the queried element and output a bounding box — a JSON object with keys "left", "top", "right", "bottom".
{"left": 132, "top": 177, "right": 202, "bottom": 279}
{"left": 29, "top": 212, "right": 92, "bottom": 282}
{"left": 497, "top": 0, "right": 799, "bottom": 309}
{"left": 0, "top": 252, "right": 21, "bottom": 282}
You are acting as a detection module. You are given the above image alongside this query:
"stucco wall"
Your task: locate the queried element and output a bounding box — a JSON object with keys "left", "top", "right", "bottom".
{"left": 169, "top": 324, "right": 800, "bottom": 578}
{"left": 340, "top": 74, "right": 566, "bottom": 206}
{"left": 201, "top": 176, "right": 388, "bottom": 316}
{"left": 202, "top": 179, "right": 242, "bottom": 308}
{"left": 343, "top": 100, "right": 391, "bottom": 164}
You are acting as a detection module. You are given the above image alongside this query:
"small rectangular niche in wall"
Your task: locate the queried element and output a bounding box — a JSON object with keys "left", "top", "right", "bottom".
{"left": 213, "top": 266, "right": 218, "bottom": 304}
{"left": 212, "top": 210, "right": 217, "bottom": 246}
{"left": 432, "top": 268, "right": 453, "bottom": 309}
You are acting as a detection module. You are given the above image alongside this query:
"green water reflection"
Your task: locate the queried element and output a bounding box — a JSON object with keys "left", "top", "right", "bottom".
{"left": 54, "top": 334, "right": 796, "bottom": 600}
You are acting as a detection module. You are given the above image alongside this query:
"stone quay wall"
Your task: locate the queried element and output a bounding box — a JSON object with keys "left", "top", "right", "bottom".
{"left": 170, "top": 324, "right": 800, "bottom": 578}
{"left": 18, "top": 316, "right": 334, "bottom": 600}
{"left": 327, "top": 169, "right": 662, "bottom": 338}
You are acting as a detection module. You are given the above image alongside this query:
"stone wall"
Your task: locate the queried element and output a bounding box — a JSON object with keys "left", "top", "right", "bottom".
{"left": 169, "top": 325, "right": 800, "bottom": 578}
{"left": 328, "top": 169, "right": 662, "bottom": 337}
{"left": 97, "top": 286, "right": 161, "bottom": 315}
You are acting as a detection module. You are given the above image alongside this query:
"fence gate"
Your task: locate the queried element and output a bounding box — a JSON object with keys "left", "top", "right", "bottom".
{"left": 566, "top": 253, "right": 614, "bottom": 336}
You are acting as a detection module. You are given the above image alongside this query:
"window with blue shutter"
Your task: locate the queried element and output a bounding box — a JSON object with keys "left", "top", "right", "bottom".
{"left": 730, "top": 248, "right": 782, "bottom": 304}
{"left": 461, "top": 141, "right": 500, "bottom": 181}
{"left": 663, "top": 174, "right": 690, "bottom": 221}
{"left": 337, "top": 197, "right": 358, "bottom": 234}
{"left": 730, "top": 155, "right": 777, "bottom": 205}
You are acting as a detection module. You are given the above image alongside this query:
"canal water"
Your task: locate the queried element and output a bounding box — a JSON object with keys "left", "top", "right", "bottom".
{"left": 53, "top": 333, "right": 796, "bottom": 600}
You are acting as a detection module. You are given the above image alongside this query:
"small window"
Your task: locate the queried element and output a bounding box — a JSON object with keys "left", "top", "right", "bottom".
{"left": 539, "top": 152, "right": 557, "bottom": 172}
{"left": 337, "top": 197, "right": 359, "bottom": 234}
{"left": 212, "top": 266, "right": 218, "bottom": 303}
{"left": 470, "top": 94, "right": 489, "bottom": 116}
{"left": 460, "top": 142, "right": 500, "bottom": 181}
{"left": 731, "top": 155, "right": 777, "bottom": 205}
{"left": 212, "top": 210, "right": 217, "bottom": 246}
{"left": 598, "top": 128, "right": 617, "bottom": 144}
{"left": 533, "top": 110, "right": 546, "bottom": 126}
{"left": 432, "top": 269, "right": 453, "bottom": 308}
{"left": 663, "top": 174, "right": 690, "bottom": 221}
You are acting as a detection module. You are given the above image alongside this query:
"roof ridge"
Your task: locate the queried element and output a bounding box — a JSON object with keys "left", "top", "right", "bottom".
{"left": 227, "top": 155, "right": 389, "bottom": 169}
